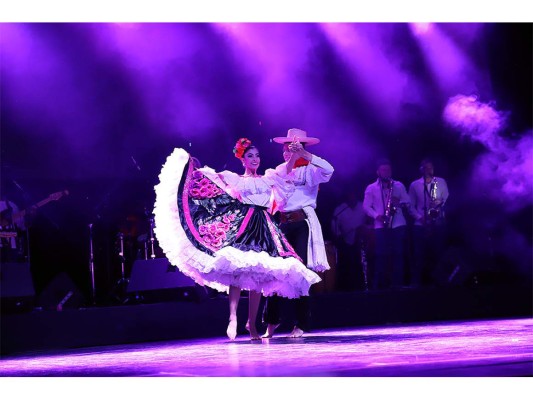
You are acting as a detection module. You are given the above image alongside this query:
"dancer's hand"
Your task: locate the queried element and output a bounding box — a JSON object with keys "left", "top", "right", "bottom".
{"left": 288, "top": 138, "right": 302, "bottom": 153}
{"left": 289, "top": 139, "right": 311, "bottom": 161}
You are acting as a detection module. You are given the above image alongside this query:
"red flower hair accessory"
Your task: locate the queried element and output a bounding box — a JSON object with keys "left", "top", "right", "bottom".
{"left": 233, "top": 138, "right": 252, "bottom": 159}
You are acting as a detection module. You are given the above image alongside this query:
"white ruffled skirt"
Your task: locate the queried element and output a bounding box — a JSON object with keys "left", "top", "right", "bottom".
{"left": 153, "top": 148, "right": 321, "bottom": 298}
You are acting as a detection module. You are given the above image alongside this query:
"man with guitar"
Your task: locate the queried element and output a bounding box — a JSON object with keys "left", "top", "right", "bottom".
{"left": 0, "top": 190, "right": 68, "bottom": 262}
{"left": 1, "top": 196, "right": 27, "bottom": 262}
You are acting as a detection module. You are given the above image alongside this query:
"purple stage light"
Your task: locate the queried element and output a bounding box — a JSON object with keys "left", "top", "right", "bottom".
{"left": 92, "top": 23, "right": 224, "bottom": 137}
{"left": 410, "top": 23, "right": 434, "bottom": 36}
{"left": 320, "top": 23, "right": 415, "bottom": 125}
{"left": 212, "top": 23, "right": 376, "bottom": 177}
{"left": 0, "top": 23, "right": 112, "bottom": 177}
{"left": 212, "top": 23, "right": 315, "bottom": 119}
{"left": 409, "top": 23, "right": 483, "bottom": 99}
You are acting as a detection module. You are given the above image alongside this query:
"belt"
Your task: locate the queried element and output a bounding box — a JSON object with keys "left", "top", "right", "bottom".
{"left": 279, "top": 209, "right": 307, "bottom": 224}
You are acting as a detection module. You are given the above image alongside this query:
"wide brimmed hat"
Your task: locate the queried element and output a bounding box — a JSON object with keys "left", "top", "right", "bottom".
{"left": 273, "top": 128, "right": 320, "bottom": 145}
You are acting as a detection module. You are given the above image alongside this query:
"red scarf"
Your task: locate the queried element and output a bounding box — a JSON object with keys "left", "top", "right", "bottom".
{"left": 294, "top": 158, "right": 310, "bottom": 168}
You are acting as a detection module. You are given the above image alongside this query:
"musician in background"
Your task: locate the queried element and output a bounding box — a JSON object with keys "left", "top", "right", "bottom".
{"left": 0, "top": 196, "right": 30, "bottom": 262}
{"left": 1, "top": 189, "right": 67, "bottom": 267}
{"left": 408, "top": 159, "right": 449, "bottom": 287}
{"left": 331, "top": 188, "right": 366, "bottom": 291}
{"left": 363, "top": 159, "right": 410, "bottom": 290}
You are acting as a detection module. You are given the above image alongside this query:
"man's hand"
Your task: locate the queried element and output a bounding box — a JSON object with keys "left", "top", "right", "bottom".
{"left": 288, "top": 140, "right": 311, "bottom": 161}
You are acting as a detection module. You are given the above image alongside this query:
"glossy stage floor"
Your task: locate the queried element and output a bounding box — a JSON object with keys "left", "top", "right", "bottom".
{"left": 0, "top": 318, "right": 531, "bottom": 377}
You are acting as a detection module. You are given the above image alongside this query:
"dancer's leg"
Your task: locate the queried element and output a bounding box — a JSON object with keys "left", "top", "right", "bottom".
{"left": 227, "top": 285, "right": 240, "bottom": 340}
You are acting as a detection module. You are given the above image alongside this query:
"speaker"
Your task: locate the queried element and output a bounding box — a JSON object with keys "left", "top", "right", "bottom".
{"left": 432, "top": 247, "right": 474, "bottom": 286}
{"left": 126, "top": 258, "right": 205, "bottom": 303}
{"left": 37, "top": 272, "right": 85, "bottom": 310}
{"left": 0, "top": 262, "right": 35, "bottom": 298}
{"left": 1, "top": 262, "right": 35, "bottom": 312}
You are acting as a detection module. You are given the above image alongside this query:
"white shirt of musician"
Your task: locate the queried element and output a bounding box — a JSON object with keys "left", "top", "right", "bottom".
{"left": 408, "top": 177, "right": 449, "bottom": 226}
{"left": 363, "top": 179, "right": 410, "bottom": 229}
{"left": 275, "top": 155, "right": 334, "bottom": 212}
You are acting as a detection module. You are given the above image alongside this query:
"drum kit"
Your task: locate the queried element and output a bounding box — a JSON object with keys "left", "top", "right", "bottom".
{"left": 134, "top": 214, "right": 162, "bottom": 261}
{"left": 103, "top": 210, "right": 164, "bottom": 303}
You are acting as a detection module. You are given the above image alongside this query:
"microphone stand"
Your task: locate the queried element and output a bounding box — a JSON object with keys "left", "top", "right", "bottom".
{"left": 86, "top": 192, "right": 108, "bottom": 306}
{"left": 148, "top": 215, "right": 156, "bottom": 259}
{"left": 360, "top": 238, "right": 369, "bottom": 291}
{"left": 88, "top": 223, "right": 96, "bottom": 305}
{"left": 331, "top": 204, "right": 349, "bottom": 240}
{"left": 112, "top": 232, "right": 130, "bottom": 303}
{"left": 117, "top": 232, "right": 128, "bottom": 284}
{"left": 130, "top": 155, "right": 159, "bottom": 261}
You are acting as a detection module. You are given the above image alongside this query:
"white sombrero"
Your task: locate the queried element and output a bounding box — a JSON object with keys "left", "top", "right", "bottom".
{"left": 272, "top": 128, "right": 320, "bottom": 145}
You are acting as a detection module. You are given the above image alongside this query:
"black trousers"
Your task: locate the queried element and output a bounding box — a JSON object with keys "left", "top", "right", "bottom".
{"left": 262, "top": 219, "right": 311, "bottom": 331}
{"left": 374, "top": 226, "right": 406, "bottom": 289}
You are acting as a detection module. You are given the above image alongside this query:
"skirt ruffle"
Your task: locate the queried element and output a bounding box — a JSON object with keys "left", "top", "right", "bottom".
{"left": 153, "top": 148, "right": 320, "bottom": 298}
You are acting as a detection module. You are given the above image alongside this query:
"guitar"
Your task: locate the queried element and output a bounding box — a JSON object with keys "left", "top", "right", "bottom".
{"left": 0, "top": 190, "right": 69, "bottom": 229}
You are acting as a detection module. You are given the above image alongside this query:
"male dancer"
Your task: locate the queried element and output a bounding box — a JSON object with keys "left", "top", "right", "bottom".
{"left": 262, "top": 128, "right": 334, "bottom": 338}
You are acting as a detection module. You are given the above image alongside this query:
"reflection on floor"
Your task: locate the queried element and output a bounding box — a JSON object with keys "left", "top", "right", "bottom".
{"left": 1, "top": 318, "right": 531, "bottom": 377}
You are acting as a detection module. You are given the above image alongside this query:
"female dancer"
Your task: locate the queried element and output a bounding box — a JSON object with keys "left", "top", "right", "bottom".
{"left": 154, "top": 138, "right": 320, "bottom": 340}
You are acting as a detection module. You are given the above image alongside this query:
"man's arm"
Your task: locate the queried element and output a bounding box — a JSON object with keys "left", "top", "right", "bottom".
{"left": 408, "top": 182, "right": 423, "bottom": 220}
{"left": 440, "top": 178, "right": 449, "bottom": 204}
{"left": 363, "top": 186, "right": 379, "bottom": 219}
{"left": 292, "top": 145, "right": 334, "bottom": 184}
{"left": 399, "top": 182, "right": 411, "bottom": 206}
{"left": 285, "top": 151, "right": 300, "bottom": 175}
